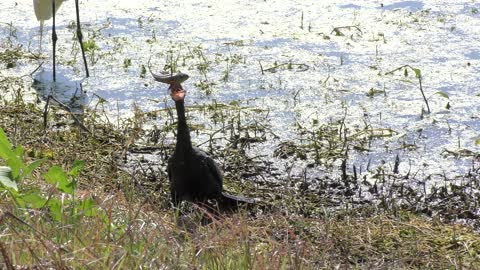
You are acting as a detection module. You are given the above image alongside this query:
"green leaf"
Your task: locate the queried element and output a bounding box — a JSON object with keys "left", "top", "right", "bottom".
{"left": 435, "top": 91, "right": 450, "bottom": 99}
{"left": 48, "top": 198, "right": 62, "bottom": 222}
{"left": 13, "top": 145, "right": 24, "bottom": 157}
{"left": 69, "top": 160, "right": 85, "bottom": 177}
{"left": 404, "top": 68, "right": 408, "bottom": 77}
{"left": 14, "top": 194, "right": 26, "bottom": 208}
{"left": 24, "top": 159, "right": 45, "bottom": 178}
{"left": 0, "top": 177, "right": 17, "bottom": 190}
{"left": 80, "top": 198, "right": 98, "bottom": 217}
{"left": 45, "top": 165, "right": 65, "bottom": 184}
{"left": 0, "top": 129, "right": 26, "bottom": 181}
{"left": 98, "top": 211, "right": 110, "bottom": 225}
{"left": 0, "top": 173, "right": 17, "bottom": 191}
{"left": 66, "top": 180, "right": 76, "bottom": 194}
{"left": 22, "top": 192, "right": 47, "bottom": 209}
{"left": 83, "top": 39, "right": 99, "bottom": 52}
{"left": 413, "top": 68, "right": 421, "bottom": 78}
{"left": 475, "top": 139, "right": 480, "bottom": 146}
{"left": 45, "top": 165, "right": 73, "bottom": 194}
{"left": 6, "top": 156, "right": 23, "bottom": 181}
{"left": 0, "top": 128, "right": 12, "bottom": 150}
{"left": 0, "top": 128, "right": 13, "bottom": 161}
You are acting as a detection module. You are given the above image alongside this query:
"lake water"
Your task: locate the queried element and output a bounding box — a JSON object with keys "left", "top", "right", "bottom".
{"left": 1, "top": 0, "right": 479, "bottom": 187}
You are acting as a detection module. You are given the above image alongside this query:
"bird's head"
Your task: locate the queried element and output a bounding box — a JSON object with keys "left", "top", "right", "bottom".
{"left": 169, "top": 82, "right": 185, "bottom": 102}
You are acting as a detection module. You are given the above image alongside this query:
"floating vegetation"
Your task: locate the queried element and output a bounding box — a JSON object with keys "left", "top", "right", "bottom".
{"left": 263, "top": 61, "right": 310, "bottom": 73}
{"left": 331, "top": 25, "right": 363, "bottom": 36}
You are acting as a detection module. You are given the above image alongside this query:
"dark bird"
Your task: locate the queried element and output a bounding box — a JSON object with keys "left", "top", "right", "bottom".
{"left": 165, "top": 81, "right": 255, "bottom": 209}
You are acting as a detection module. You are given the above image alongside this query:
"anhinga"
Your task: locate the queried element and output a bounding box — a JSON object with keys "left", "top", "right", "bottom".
{"left": 153, "top": 72, "right": 255, "bottom": 209}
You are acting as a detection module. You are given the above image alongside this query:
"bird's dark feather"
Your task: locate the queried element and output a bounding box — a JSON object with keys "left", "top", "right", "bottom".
{"left": 167, "top": 99, "right": 256, "bottom": 209}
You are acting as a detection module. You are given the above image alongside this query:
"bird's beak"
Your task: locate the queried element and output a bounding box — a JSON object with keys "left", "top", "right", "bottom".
{"left": 169, "top": 82, "right": 183, "bottom": 92}
{"left": 169, "top": 82, "right": 185, "bottom": 101}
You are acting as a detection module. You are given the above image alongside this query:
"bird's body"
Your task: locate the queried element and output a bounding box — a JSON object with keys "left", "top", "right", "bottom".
{"left": 33, "top": 0, "right": 65, "bottom": 54}
{"left": 34, "top": 0, "right": 65, "bottom": 22}
{"left": 166, "top": 82, "right": 255, "bottom": 209}
{"left": 168, "top": 146, "right": 223, "bottom": 203}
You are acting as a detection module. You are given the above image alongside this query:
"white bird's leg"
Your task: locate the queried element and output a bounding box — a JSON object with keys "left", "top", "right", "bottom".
{"left": 75, "top": 0, "right": 89, "bottom": 78}
{"left": 51, "top": 0, "right": 57, "bottom": 82}
{"left": 44, "top": 0, "right": 57, "bottom": 131}
{"left": 39, "top": 20, "right": 44, "bottom": 56}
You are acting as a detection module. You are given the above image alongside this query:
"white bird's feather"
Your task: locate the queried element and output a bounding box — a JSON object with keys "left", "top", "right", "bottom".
{"left": 33, "top": 0, "right": 65, "bottom": 54}
{"left": 33, "top": 0, "right": 65, "bottom": 21}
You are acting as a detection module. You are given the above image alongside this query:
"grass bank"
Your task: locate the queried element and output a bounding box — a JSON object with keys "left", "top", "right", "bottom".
{"left": 0, "top": 75, "right": 479, "bottom": 269}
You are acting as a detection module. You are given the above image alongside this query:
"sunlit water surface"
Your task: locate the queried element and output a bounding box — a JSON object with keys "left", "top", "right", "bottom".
{"left": 1, "top": 0, "right": 479, "bottom": 187}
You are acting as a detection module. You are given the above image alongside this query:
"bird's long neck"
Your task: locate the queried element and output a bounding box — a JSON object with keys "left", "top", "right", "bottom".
{"left": 174, "top": 100, "right": 192, "bottom": 154}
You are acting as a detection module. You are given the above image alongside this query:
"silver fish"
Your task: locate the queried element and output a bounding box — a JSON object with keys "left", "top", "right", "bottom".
{"left": 150, "top": 71, "right": 189, "bottom": 84}
{"left": 148, "top": 57, "right": 189, "bottom": 84}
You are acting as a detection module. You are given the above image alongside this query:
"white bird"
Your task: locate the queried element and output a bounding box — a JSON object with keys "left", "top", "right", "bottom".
{"left": 32, "top": 0, "right": 89, "bottom": 79}
{"left": 33, "top": 0, "right": 65, "bottom": 54}
{"left": 33, "top": 0, "right": 89, "bottom": 130}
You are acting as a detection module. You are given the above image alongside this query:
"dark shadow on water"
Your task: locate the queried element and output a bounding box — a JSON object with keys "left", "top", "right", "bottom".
{"left": 465, "top": 49, "right": 480, "bottom": 60}
{"left": 381, "top": 1, "right": 424, "bottom": 11}
{"left": 32, "top": 69, "right": 88, "bottom": 116}
{"left": 338, "top": 4, "right": 362, "bottom": 10}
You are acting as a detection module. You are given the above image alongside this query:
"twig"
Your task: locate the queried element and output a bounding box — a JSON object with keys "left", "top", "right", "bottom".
{"left": 28, "top": 61, "right": 44, "bottom": 77}
{"left": 43, "top": 95, "right": 51, "bottom": 132}
{"left": 46, "top": 95, "right": 92, "bottom": 134}
{"left": 0, "top": 211, "right": 70, "bottom": 267}
{"left": 384, "top": 65, "right": 411, "bottom": 76}
{"left": 417, "top": 74, "right": 430, "bottom": 113}
{"left": 300, "top": 11, "right": 304, "bottom": 30}
{"left": 331, "top": 25, "right": 363, "bottom": 36}
{"left": 385, "top": 65, "right": 430, "bottom": 113}
{"left": 259, "top": 60, "right": 264, "bottom": 75}
{"left": 263, "top": 62, "right": 310, "bottom": 73}
{"left": 0, "top": 211, "right": 46, "bottom": 238}
{"left": 0, "top": 241, "right": 14, "bottom": 270}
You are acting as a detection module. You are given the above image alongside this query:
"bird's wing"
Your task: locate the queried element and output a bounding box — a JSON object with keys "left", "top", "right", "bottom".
{"left": 194, "top": 147, "right": 223, "bottom": 187}
{"left": 33, "top": 0, "right": 65, "bottom": 21}
{"left": 167, "top": 156, "right": 174, "bottom": 182}
{"left": 33, "top": 0, "right": 42, "bottom": 21}
{"left": 205, "top": 155, "right": 223, "bottom": 187}
{"left": 222, "top": 192, "right": 257, "bottom": 204}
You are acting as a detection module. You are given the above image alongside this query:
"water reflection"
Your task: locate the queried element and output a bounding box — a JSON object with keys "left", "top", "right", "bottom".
{"left": 32, "top": 68, "right": 87, "bottom": 116}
